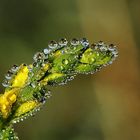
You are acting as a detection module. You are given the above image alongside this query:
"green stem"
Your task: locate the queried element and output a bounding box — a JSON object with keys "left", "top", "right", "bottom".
{"left": 0, "top": 125, "right": 19, "bottom": 140}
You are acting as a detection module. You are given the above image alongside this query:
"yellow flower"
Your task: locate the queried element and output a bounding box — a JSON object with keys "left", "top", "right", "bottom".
{"left": 15, "top": 101, "right": 38, "bottom": 117}
{"left": 11, "top": 64, "right": 29, "bottom": 88}
{"left": 0, "top": 88, "right": 19, "bottom": 118}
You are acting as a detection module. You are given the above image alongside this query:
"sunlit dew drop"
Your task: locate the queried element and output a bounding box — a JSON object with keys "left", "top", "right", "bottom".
{"left": 60, "top": 65, "right": 64, "bottom": 70}
{"left": 61, "top": 50, "right": 65, "bottom": 54}
{"left": 100, "top": 45, "right": 108, "bottom": 51}
{"left": 30, "top": 82, "right": 36, "bottom": 88}
{"left": 5, "top": 70, "right": 13, "bottom": 80}
{"left": 90, "top": 43, "right": 96, "bottom": 49}
{"left": 41, "top": 63, "right": 46, "bottom": 68}
{"left": 74, "top": 55, "right": 78, "bottom": 59}
{"left": 45, "top": 91, "right": 52, "bottom": 99}
{"left": 94, "top": 41, "right": 104, "bottom": 50}
{"left": 95, "top": 66, "right": 101, "bottom": 72}
{"left": 43, "top": 48, "right": 51, "bottom": 55}
{"left": 108, "top": 44, "right": 118, "bottom": 57}
{"left": 28, "top": 65, "right": 33, "bottom": 72}
{"left": 62, "top": 59, "right": 69, "bottom": 65}
{"left": 2, "top": 79, "right": 9, "bottom": 87}
{"left": 32, "top": 62, "right": 39, "bottom": 68}
{"left": 96, "top": 52, "right": 100, "bottom": 57}
{"left": 90, "top": 58, "right": 95, "bottom": 62}
{"left": 67, "top": 76, "right": 74, "bottom": 82}
{"left": 108, "top": 44, "right": 116, "bottom": 52}
{"left": 73, "top": 46, "right": 77, "bottom": 50}
{"left": 98, "top": 41, "right": 104, "bottom": 46}
{"left": 11, "top": 65, "right": 19, "bottom": 72}
{"left": 89, "top": 52, "right": 93, "bottom": 55}
{"left": 97, "top": 41, "right": 108, "bottom": 51}
{"left": 70, "top": 38, "right": 79, "bottom": 46}
{"left": 108, "top": 60, "right": 113, "bottom": 64}
{"left": 59, "top": 38, "right": 68, "bottom": 46}
{"left": 70, "top": 76, "right": 74, "bottom": 80}
{"left": 48, "top": 40, "right": 58, "bottom": 49}
{"left": 80, "top": 38, "right": 89, "bottom": 47}
{"left": 33, "top": 52, "right": 45, "bottom": 62}
{"left": 92, "top": 41, "right": 100, "bottom": 50}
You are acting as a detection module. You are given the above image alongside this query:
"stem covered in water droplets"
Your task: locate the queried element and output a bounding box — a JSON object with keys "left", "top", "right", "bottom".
{"left": 0, "top": 38, "right": 118, "bottom": 139}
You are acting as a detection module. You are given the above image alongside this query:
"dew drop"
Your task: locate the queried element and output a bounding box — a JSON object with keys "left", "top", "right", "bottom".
{"left": 100, "top": 46, "right": 107, "bottom": 51}
{"left": 74, "top": 55, "right": 78, "bottom": 59}
{"left": 98, "top": 41, "right": 104, "bottom": 45}
{"left": 32, "top": 62, "right": 38, "bottom": 67}
{"left": 43, "top": 48, "right": 51, "bottom": 55}
{"left": 93, "top": 41, "right": 106, "bottom": 50}
{"left": 97, "top": 41, "right": 107, "bottom": 51}
{"left": 108, "top": 44, "right": 118, "bottom": 57}
{"left": 61, "top": 50, "right": 65, "bottom": 54}
{"left": 20, "top": 118, "right": 24, "bottom": 121}
{"left": 70, "top": 38, "right": 79, "bottom": 46}
{"left": 80, "top": 38, "right": 89, "bottom": 47}
{"left": 5, "top": 70, "right": 13, "bottom": 80}
{"left": 33, "top": 52, "right": 45, "bottom": 62}
{"left": 96, "top": 52, "right": 100, "bottom": 57}
{"left": 23, "top": 63, "right": 27, "bottom": 66}
{"left": 59, "top": 38, "right": 68, "bottom": 46}
{"left": 33, "top": 92, "right": 38, "bottom": 98}
{"left": 60, "top": 65, "right": 64, "bottom": 70}
{"left": 108, "top": 61, "right": 113, "bottom": 64}
{"left": 2, "top": 79, "right": 9, "bottom": 87}
{"left": 91, "top": 58, "right": 95, "bottom": 62}
{"left": 12, "top": 120, "right": 17, "bottom": 124}
{"left": 45, "top": 91, "right": 52, "bottom": 98}
{"left": 62, "top": 59, "right": 69, "bottom": 65}
{"left": 11, "top": 65, "right": 19, "bottom": 72}
{"left": 90, "top": 43, "right": 96, "bottom": 49}
{"left": 67, "top": 76, "right": 74, "bottom": 81}
{"left": 89, "top": 52, "right": 93, "bottom": 55}
{"left": 28, "top": 65, "right": 32, "bottom": 72}
{"left": 108, "top": 44, "right": 115, "bottom": 51}
{"left": 40, "top": 97, "right": 47, "bottom": 104}
{"left": 48, "top": 40, "right": 58, "bottom": 49}
{"left": 30, "top": 82, "right": 36, "bottom": 88}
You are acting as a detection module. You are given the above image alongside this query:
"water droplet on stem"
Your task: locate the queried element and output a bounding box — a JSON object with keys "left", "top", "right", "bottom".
{"left": 71, "top": 38, "right": 79, "bottom": 46}
{"left": 48, "top": 40, "right": 58, "bottom": 49}
{"left": 59, "top": 38, "right": 68, "bottom": 46}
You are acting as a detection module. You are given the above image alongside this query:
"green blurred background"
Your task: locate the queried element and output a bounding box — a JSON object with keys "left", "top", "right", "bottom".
{"left": 0, "top": 0, "right": 140, "bottom": 139}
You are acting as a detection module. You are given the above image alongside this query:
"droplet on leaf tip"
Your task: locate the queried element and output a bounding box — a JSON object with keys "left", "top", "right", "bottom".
{"left": 11, "top": 65, "right": 19, "bottom": 72}
{"left": 48, "top": 40, "right": 58, "bottom": 49}
{"left": 62, "top": 59, "right": 69, "bottom": 65}
{"left": 98, "top": 41, "right": 104, "bottom": 45}
{"left": 5, "top": 70, "right": 13, "bottom": 80}
{"left": 80, "top": 38, "right": 89, "bottom": 47}
{"left": 2, "top": 79, "right": 9, "bottom": 87}
{"left": 70, "top": 38, "right": 79, "bottom": 46}
{"left": 59, "top": 38, "right": 68, "bottom": 46}
{"left": 33, "top": 52, "right": 45, "bottom": 62}
{"left": 43, "top": 48, "right": 51, "bottom": 55}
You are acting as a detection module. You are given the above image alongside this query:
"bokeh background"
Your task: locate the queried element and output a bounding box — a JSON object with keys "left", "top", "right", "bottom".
{"left": 0, "top": 0, "right": 140, "bottom": 140}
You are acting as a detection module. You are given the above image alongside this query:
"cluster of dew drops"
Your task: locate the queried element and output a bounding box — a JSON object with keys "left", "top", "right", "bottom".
{"left": 33, "top": 38, "right": 118, "bottom": 67}
{"left": 2, "top": 65, "right": 19, "bottom": 88}
{"left": 0, "top": 127, "right": 19, "bottom": 140}
{"left": 2, "top": 38, "right": 118, "bottom": 88}
{"left": 32, "top": 38, "right": 91, "bottom": 85}
{"left": 0, "top": 38, "right": 118, "bottom": 133}
{"left": 32, "top": 38, "right": 118, "bottom": 82}
{"left": 33, "top": 38, "right": 89, "bottom": 63}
